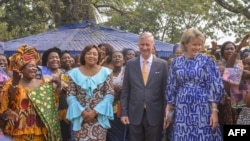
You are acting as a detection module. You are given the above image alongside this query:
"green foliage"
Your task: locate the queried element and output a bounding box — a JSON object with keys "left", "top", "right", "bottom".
{"left": 0, "top": 0, "right": 54, "bottom": 41}
{"left": 106, "top": 0, "right": 250, "bottom": 45}
{"left": 0, "top": 0, "right": 249, "bottom": 47}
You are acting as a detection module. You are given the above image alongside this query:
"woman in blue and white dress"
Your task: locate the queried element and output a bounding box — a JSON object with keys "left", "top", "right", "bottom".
{"left": 165, "top": 28, "right": 224, "bottom": 141}
{"left": 66, "top": 45, "right": 114, "bottom": 141}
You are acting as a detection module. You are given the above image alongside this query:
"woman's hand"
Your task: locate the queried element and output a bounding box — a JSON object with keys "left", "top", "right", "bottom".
{"left": 82, "top": 109, "right": 97, "bottom": 122}
{"left": 164, "top": 110, "right": 171, "bottom": 128}
{"left": 51, "top": 75, "right": 62, "bottom": 92}
{"left": 237, "top": 33, "right": 250, "bottom": 50}
{"left": 4, "top": 109, "right": 18, "bottom": 121}
{"left": 100, "top": 56, "right": 109, "bottom": 65}
{"left": 12, "top": 68, "right": 22, "bottom": 85}
{"left": 9, "top": 68, "right": 21, "bottom": 100}
{"left": 164, "top": 104, "right": 174, "bottom": 128}
{"left": 52, "top": 75, "right": 61, "bottom": 86}
{"left": 210, "top": 109, "right": 219, "bottom": 131}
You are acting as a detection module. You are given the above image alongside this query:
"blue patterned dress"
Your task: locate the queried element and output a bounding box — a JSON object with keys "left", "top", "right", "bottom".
{"left": 166, "top": 54, "right": 224, "bottom": 141}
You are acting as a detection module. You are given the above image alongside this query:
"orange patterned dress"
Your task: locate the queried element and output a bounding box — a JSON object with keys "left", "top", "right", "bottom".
{"left": 0, "top": 79, "right": 47, "bottom": 141}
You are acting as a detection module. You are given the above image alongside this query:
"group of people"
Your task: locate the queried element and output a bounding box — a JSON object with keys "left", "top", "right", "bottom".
{"left": 0, "top": 28, "right": 250, "bottom": 141}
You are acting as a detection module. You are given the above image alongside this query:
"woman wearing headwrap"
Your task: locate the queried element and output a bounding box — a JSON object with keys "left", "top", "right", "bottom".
{"left": 0, "top": 45, "right": 62, "bottom": 141}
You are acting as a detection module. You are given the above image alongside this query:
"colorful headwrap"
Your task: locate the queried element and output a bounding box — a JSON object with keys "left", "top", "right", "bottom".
{"left": 9, "top": 45, "right": 40, "bottom": 70}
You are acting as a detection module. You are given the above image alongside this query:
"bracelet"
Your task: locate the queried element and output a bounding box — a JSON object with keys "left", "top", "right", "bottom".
{"left": 211, "top": 107, "right": 219, "bottom": 112}
{"left": 11, "top": 83, "right": 18, "bottom": 88}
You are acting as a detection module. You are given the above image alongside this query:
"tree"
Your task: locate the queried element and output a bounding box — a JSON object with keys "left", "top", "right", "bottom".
{"left": 52, "top": 0, "right": 96, "bottom": 26}
{"left": 0, "top": 0, "right": 54, "bottom": 40}
{"left": 0, "top": 0, "right": 133, "bottom": 40}
{"left": 0, "top": 0, "right": 249, "bottom": 45}
{"left": 105, "top": 0, "right": 250, "bottom": 44}
{"left": 214, "top": 0, "right": 250, "bottom": 19}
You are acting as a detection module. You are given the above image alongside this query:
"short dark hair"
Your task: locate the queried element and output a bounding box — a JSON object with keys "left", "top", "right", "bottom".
{"left": 61, "top": 50, "right": 71, "bottom": 58}
{"left": 122, "top": 48, "right": 137, "bottom": 57}
{"left": 42, "top": 47, "right": 62, "bottom": 66}
{"left": 80, "top": 45, "right": 101, "bottom": 65}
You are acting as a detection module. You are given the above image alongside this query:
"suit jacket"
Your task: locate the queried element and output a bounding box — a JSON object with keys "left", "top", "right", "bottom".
{"left": 121, "top": 56, "right": 168, "bottom": 126}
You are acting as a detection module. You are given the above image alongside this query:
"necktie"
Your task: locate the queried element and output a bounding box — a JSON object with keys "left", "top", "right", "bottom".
{"left": 142, "top": 60, "right": 148, "bottom": 85}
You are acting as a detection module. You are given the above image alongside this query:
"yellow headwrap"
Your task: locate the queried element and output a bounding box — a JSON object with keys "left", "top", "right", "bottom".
{"left": 9, "top": 45, "right": 40, "bottom": 70}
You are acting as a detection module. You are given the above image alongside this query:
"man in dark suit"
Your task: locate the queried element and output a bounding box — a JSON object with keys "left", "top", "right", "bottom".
{"left": 120, "top": 32, "right": 168, "bottom": 141}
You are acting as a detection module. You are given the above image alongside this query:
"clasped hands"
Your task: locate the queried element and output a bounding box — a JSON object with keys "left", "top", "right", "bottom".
{"left": 82, "top": 109, "right": 97, "bottom": 123}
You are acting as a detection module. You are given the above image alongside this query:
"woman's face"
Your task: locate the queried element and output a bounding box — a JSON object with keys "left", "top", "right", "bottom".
{"left": 185, "top": 38, "right": 202, "bottom": 58}
{"left": 84, "top": 48, "right": 99, "bottom": 66}
{"left": 125, "top": 50, "right": 136, "bottom": 61}
{"left": 47, "top": 52, "right": 60, "bottom": 69}
{"left": 74, "top": 55, "right": 81, "bottom": 67}
{"left": 243, "top": 57, "right": 250, "bottom": 71}
{"left": 223, "top": 43, "right": 235, "bottom": 60}
{"left": 61, "top": 53, "right": 72, "bottom": 69}
{"left": 174, "top": 48, "right": 183, "bottom": 57}
{"left": 112, "top": 52, "right": 124, "bottom": 67}
{"left": 242, "top": 52, "right": 250, "bottom": 60}
{"left": 99, "top": 46, "right": 106, "bottom": 60}
{"left": 0, "top": 55, "right": 8, "bottom": 70}
{"left": 22, "top": 60, "right": 37, "bottom": 80}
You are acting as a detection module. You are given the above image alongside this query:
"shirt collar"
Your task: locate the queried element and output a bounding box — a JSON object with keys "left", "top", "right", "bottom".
{"left": 140, "top": 54, "right": 153, "bottom": 64}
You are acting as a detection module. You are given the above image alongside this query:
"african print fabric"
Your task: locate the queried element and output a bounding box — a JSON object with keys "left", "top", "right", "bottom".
{"left": 28, "top": 82, "right": 62, "bottom": 141}
{"left": 67, "top": 67, "right": 114, "bottom": 141}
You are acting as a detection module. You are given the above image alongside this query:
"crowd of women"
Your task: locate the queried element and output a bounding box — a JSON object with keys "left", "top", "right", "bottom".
{"left": 0, "top": 43, "right": 137, "bottom": 141}
{"left": 0, "top": 28, "right": 249, "bottom": 141}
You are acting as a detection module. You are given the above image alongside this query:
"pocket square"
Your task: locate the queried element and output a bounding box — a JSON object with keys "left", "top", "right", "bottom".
{"left": 155, "top": 72, "right": 160, "bottom": 74}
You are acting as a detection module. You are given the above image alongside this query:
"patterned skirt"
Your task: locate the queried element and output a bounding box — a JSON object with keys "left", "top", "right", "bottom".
{"left": 73, "top": 120, "right": 107, "bottom": 141}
